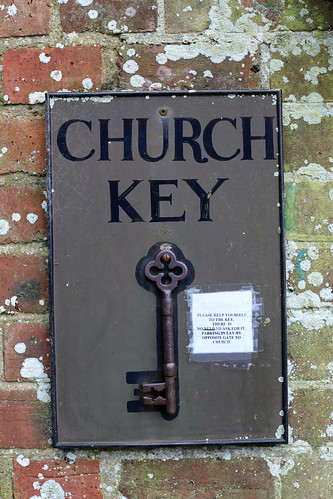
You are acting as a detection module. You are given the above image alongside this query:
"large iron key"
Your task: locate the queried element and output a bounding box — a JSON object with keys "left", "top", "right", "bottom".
{"left": 141, "top": 249, "right": 188, "bottom": 416}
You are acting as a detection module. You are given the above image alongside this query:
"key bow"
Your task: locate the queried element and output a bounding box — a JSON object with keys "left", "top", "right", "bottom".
{"left": 144, "top": 249, "right": 188, "bottom": 291}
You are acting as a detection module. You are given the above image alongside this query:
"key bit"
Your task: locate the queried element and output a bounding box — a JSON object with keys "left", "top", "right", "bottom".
{"left": 141, "top": 382, "right": 166, "bottom": 406}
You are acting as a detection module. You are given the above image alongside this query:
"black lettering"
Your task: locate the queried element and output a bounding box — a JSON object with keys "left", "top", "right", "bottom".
{"left": 241, "top": 116, "right": 275, "bottom": 160}
{"left": 173, "top": 118, "right": 208, "bottom": 163}
{"left": 184, "top": 178, "right": 228, "bottom": 221}
{"left": 99, "top": 119, "right": 133, "bottom": 161}
{"left": 137, "top": 118, "right": 169, "bottom": 162}
{"left": 149, "top": 180, "right": 186, "bottom": 222}
{"left": 108, "top": 180, "right": 144, "bottom": 223}
{"left": 203, "top": 118, "right": 240, "bottom": 161}
{"left": 57, "top": 119, "right": 94, "bottom": 161}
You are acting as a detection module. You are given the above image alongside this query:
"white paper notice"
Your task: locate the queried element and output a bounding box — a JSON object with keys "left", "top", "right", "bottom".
{"left": 190, "top": 290, "right": 253, "bottom": 354}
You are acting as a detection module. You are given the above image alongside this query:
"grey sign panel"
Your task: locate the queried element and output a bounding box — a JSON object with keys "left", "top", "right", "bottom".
{"left": 47, "top": 90, "right": 287, "bottom": 447}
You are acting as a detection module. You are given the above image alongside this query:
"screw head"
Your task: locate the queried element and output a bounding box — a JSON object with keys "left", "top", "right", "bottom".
{"left": 162, "top": 253, "right": 171, "bottom": 262}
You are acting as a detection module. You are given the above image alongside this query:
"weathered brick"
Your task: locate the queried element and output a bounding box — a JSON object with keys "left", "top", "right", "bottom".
{"left": 281, "top": 451, "right": 333, "bottom": 498}
{"left": 0, "top": 255, "right": 48, "bottom": 314}
{"left": 270, "top": 34, "right": 332, "bottom": 101}
{"left": 209, "top": 0, "right": 283, "bottom": 30}
{"left": 287, "top": 242, "right": 332, "bottom": 303}
{"left": 164, "top": 0, "right": 213, "bottom": 33}
{"left": 281, "top": 0, "right": 333, "bottom": 31}
{"left": 241, "top": 0, "right": 333, "bottom": 30}
{"left": 288, "top": 324, "right": 333, "bottom": 381}
{"left": 13, "top": 458, "right": 102, "bottom": 499}
{"left": 0, "top": 186, "right": 47, "bottom": 244}
{"left": 118, "top": 45, "right": 260, "bottom": 90}
{"left": 4, "top": 323, "right": 50, "bottom": 382}
{"left": 60, "top": 0, "right": 157, "bottom": 34}
{"left": 0, "top": 117, "right": 46, "bottom": 174}
{"left": 284, "top": 182, "right": 333, "bottom": 241}
{"left": 2, "top": 46, "right": 102, "bottom": 104}
{"left": 240, "top": 1, "right": 282, "bottom": 27}
{"left": 119, "top": 458, "right": 274, "bottom": 498}
{"left": 289, "top": 387, "right": 332, "bottom": 446}
{"left": 0, "top": 456, "right": 13, "bottom": 498}
{"left": 283, "top": 115, "right": 333, "bottom": 173}
{"left": 0, "top": 0, "right": 50, "bottom": 38}
{"left": 0, "top": 390, "right": 50, "bottom": 448}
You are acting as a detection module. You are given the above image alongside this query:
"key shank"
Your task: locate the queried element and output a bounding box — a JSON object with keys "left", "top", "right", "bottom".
{"left": 161, "top": 289, "right": 177, "bottom": 416}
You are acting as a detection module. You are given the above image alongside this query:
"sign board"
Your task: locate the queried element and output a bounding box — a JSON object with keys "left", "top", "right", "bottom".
{"left": 47, "top": 90, "right": 287, "bottom": 447}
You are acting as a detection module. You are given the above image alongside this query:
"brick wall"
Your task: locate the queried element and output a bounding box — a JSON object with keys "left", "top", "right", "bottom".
{"left": 0, "top": 1, "right": 332, "bottom": 497}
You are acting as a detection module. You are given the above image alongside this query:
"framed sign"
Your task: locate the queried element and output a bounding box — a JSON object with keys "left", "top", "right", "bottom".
{"left": 47, "top": 90, "right": 287, "bottom": 447}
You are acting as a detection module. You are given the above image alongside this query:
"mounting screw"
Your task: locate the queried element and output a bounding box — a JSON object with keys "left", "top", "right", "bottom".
{"left": 162, "top": 253, "right": 171, "bottom": 262}
{"left": 159, "top": 107, "right": 168, "bottom": 116}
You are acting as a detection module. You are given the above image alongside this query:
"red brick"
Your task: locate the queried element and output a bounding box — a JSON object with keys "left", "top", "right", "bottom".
{"left": 0, "top": 117, "right": 46, "bottom": 174}
{"left": 0, "top": 255, "right": 48, "bottom": 314}
{"left": 118, "top": 45, "right": 260, "bottom": 91}
{"left": 0, "top": 390, "right": 50, "bottom": 448}
{"left": 13, "top": 458, "right": 102, "bottom": 499}
{"left": 0, "top": 186, "right": 47, "bottom": 244}
{"left": 60, "top": 0, "right": 157, "bottom": 34}
{"left": 119, "top": 458, "right": 274, "bottom": 498}
{"left": 2, "top": 46, "right": 102, "bottom": 104}
{"left": 4, "top": 323, "right": 50, "bottom": 382}
{"left": 0, "top": 0, "right": 50, "bottom": 38}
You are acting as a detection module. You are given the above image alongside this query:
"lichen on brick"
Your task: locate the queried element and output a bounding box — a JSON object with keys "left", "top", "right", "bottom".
{"left": 0, "top": 0, "right": 332, "bottom": 496}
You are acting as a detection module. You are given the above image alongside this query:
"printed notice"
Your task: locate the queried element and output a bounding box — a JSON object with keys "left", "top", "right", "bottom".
{"left": 190, "top": 290, "right": 254, "bottom": 354}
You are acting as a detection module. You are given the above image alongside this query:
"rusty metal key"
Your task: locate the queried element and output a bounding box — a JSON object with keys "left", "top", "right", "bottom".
{"left": 141, "top": 249, "right": 188, "bottom": 416}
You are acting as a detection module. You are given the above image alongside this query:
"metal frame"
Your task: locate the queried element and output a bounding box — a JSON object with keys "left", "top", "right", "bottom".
{"left": 46, "top": 90, "right": 288, "bottom": 448}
